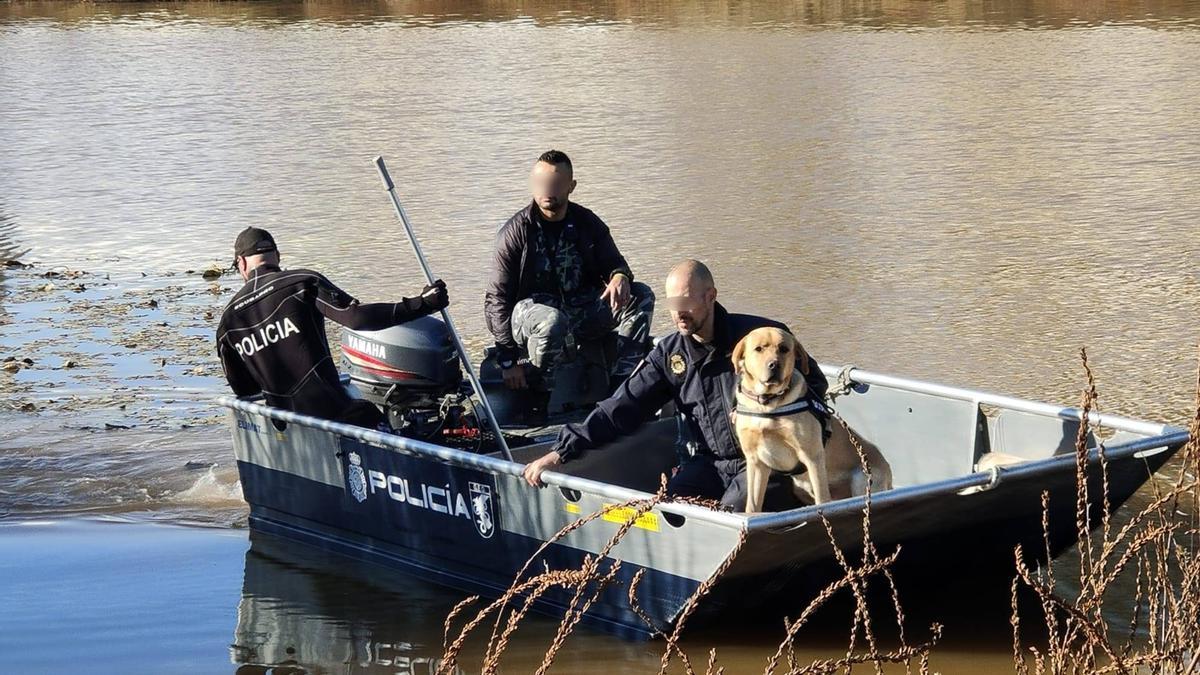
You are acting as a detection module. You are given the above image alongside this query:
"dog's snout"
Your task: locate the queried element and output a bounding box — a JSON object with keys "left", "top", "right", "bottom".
{"left": 767, "top": 359, "right": 779, "bottom": 371}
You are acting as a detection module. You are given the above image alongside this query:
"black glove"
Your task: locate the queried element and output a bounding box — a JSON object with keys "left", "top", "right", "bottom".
{"left": 400, "top": 279, "right": 449, "bottom": 317}
{"left": 418, "top": 279, "right": 449, "bottom": 313}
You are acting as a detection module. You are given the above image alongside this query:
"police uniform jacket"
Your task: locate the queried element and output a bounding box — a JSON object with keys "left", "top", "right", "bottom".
{"left": 552, "top": 303, "right": 829, "bottom": 463}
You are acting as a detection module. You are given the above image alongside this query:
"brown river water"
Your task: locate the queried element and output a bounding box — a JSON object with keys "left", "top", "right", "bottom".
{"left": 1, "top": 0, "right": 1199, "bottom": 672}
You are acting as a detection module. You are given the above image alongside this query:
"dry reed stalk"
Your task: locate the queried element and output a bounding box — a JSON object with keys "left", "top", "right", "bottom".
{"left": 479, "top": 477, "right": 667, "bottom": 649}
{"left": 533, "top": 476, "right": 674, "bottom": 675}
{"left": 760, "top": 548, "right": 903, "bottom": 673}
{"left": 481, "top": 562, "right": 623, "bottom": 675}
{"left": 706, "top": 647, "right": 724, "bottom": 675}
{"left": 1010, "top": 346, "right": 1200, "bottom": 674}
{"left": 443, "top": 596, "right": 480, "bottom": 653}
{"left": 627, "top": 568, "right": 697, "bottom": 673}
{"left": 441, "top": 473, "right": 747, "bottom": 674}
{"left": 439, "top": 570, "right": 590, "bottom": 674}
{"left": 655, "top": 528, "right": 748, "bottom": 675}
{"left": 438, "top": 480, "right": 665, "bottom": 674}
{"left": 432, "top": 343, "right": 1200, "bottom": 674}
{"left": 536, "top": 559, "right": 626, "bottom": 674}
{"left": 1013, "top": 576, "right": 1031, "bottom": 675}
{"left": 787, "top": 625, "right": 944, "bottom": 675}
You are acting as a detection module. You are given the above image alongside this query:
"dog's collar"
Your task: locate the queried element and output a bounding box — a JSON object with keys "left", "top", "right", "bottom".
{"left": 738, "top": 384, "right": 786, "bottom": 405}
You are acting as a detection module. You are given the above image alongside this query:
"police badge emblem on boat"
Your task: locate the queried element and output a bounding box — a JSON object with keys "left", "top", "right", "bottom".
{"left": 468, "top": 481, "right": 496, "bottom": 539}
{"left": 347, "top": 452, "right": 368, "bottom": 503}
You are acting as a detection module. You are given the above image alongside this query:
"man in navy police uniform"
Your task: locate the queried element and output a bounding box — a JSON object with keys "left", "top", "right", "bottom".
{"left": 522, "top": 259, "right": 829, "bottom": 510}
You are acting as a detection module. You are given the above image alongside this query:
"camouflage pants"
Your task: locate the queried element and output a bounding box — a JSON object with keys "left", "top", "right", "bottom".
{"left": 511, "top": 282, "right": 655, "bottom": 390}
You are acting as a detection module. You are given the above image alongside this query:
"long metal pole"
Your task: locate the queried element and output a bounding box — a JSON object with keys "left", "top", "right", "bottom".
{"left": 373, "top": 156, "right": 513, "bottom": 462}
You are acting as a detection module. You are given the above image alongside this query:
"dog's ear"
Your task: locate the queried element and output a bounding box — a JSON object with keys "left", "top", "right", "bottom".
{"left": 732, "top": 335, "right": 747, "bottom": 375}
{"left": 791, "top": 331, "right": 810, "bottom": 376}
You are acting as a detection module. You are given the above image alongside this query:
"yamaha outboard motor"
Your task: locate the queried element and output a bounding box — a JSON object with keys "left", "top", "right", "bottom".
{"left": 340, "top": 316, "right": 481, "bottom": 447}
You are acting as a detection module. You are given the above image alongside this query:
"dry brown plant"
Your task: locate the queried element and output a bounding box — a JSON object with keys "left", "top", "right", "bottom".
{"left": 1010, "top": 347, "right": 1200, "bottom": 674}
{"left": 439, "top": 347, "right": 1196, "bottom": 674}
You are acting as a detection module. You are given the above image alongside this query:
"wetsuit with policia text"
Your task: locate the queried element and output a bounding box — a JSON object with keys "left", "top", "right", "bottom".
{"left": 216, "top": 263, "right": 444, "bottom": 426}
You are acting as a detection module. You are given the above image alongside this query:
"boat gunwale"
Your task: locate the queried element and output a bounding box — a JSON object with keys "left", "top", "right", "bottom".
{"left": 219, "top": 364, "right": 1188, "bottom": 535}
{"left": 823, "top": 365, "right": 1174, "bottom": 437}
{"left": 743, "top": 430, "right": 1188, "bottom": 532}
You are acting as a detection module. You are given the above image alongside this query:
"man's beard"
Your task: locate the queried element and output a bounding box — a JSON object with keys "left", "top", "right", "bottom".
{"left": 675, "top": 313, "right": 705, "bottom": 337}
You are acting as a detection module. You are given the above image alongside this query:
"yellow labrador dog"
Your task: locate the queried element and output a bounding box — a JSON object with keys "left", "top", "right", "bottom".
{"left": 732, "top": 327, "right": 893, "bottom": 513}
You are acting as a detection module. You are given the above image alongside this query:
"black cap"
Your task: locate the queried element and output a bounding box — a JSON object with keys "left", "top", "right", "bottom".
{"left": 233, "top": 227, "right": 278, "bottom": 258}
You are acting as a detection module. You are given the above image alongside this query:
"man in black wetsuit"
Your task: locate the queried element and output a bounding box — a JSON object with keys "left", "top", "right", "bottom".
{"left": 216, "top": 227, "right": 449, "bottom": 429}
{"left": 522, "top": 259, "right": 829, "bottom": 511}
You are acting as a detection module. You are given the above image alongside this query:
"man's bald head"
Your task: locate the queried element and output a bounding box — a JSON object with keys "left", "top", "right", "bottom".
{"left": 666, "top": 259, "right": 715, "bottom": 292}
{"left": 664, "top": 259, "right": 718, "bottom": 341}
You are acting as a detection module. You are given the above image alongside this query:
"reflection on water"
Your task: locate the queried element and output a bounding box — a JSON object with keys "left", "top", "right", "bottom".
{"left": 233, "top": 531, "right": 664, "bottom": 674}
{"left": 235, "top": 529, "right": 1023, "bottom": 673}
{"left": 0, "top": 201, "right": 16, "bottom": 329}
{"left": 0, "top": 202, "right": 21, "bottom": 263}
{"left": 3, "top": 0, "right": 1200, "bottom": 29}
{"left": 233, "top": 534, "right": 467, "bottom": 674}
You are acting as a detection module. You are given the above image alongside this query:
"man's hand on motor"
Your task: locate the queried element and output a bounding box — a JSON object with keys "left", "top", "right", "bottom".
{"left": 502, "top": 364, "right": 528, "bottom": 390}
{"left": 601, "top": 273, "right": 631, "bottom": 314}
{"left": 420, "top": 279, "right": 449, "bottom": 313}
{"left": 523, "top": 450, "right": 562, "bottom": 487}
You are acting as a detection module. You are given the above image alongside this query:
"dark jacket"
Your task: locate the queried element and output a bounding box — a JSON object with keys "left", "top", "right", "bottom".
{"left": 484, "top": 201, "right": 633, "bottom": 355}
{"left": 216, "top": 264, "right": 433, "bottom": 420}
{"left": 552, "top": 303, "right": 829, "bottom": 463}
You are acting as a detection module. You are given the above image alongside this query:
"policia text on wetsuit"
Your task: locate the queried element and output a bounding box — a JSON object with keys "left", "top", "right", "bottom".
{"left": 216, "top": 227, "right": 449, "bottom": 429}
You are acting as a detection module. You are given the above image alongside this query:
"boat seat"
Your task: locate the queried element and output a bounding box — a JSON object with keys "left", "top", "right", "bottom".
{"left": 830, "top": 382, "right": 981, "bottom": 488}
{"left": 983, "top": 408, "right": 1096, "bottom": 462}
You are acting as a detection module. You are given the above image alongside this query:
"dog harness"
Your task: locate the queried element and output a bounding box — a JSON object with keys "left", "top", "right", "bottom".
{"left": 735, "top": 386, "right": 832, "bottom": 476}
{"left": 735, "top": 385, "right": 830, "bottom": 419}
